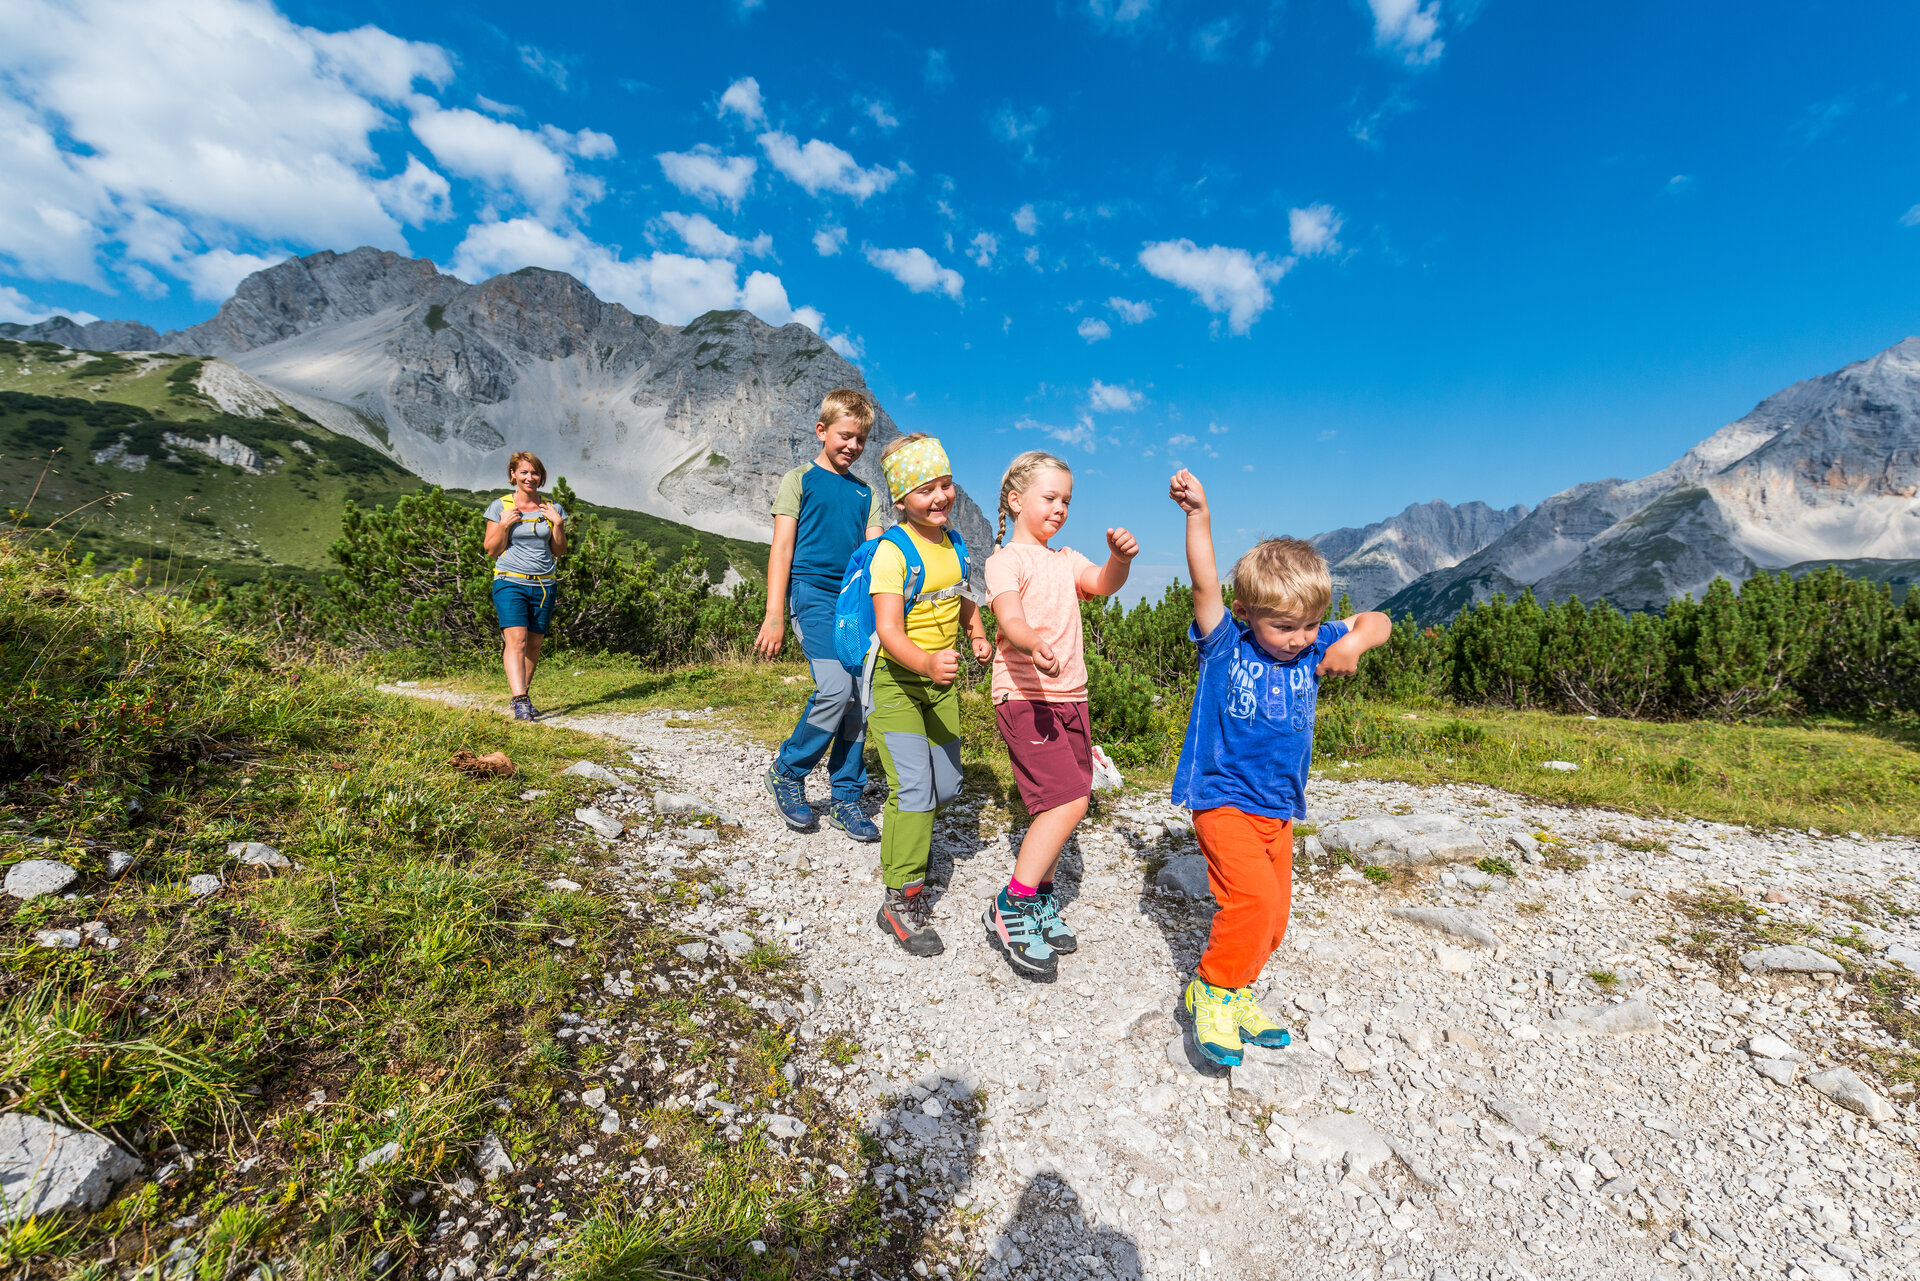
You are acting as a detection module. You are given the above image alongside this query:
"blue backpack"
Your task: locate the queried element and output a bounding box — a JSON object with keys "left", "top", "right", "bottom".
{"left": 832, "top": 525, "right": 971, "bottom": 672}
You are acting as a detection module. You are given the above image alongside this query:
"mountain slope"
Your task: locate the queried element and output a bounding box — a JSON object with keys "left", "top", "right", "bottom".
{"left": 150, "top": 248, "right": 993, "bottom": 556}
{"left": 1, "top": 315, "right": 163, "bottom": 350}
{"left": 1311, "top": 499, "right": 1530, "bottom": 609}
{"left": 1384, "top": 337, "right": 1920, "bottom": 618}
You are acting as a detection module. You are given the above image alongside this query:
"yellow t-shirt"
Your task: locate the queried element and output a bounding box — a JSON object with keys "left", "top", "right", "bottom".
{"left": 870, "top": 524, "right": 963, "bottom": 655}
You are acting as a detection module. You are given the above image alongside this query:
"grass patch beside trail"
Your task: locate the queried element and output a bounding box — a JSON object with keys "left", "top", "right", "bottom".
{"left": 0, "top": 546, "right": 898, "bottom": 1278}
{"left": 436, "top": 655, "right": 1920, "bottom": 837}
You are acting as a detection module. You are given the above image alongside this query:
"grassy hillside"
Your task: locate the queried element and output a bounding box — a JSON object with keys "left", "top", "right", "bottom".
{"left": 0, "top": 338, "right": 769, "bottom": 585}
{"left": 0, "top": 543, "right": 889, "bottom": 1278}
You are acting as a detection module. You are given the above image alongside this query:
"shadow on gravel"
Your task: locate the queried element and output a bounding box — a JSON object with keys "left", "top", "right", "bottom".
{"left": 977, "top": 1173, "right": 1145, "bottom": 1281}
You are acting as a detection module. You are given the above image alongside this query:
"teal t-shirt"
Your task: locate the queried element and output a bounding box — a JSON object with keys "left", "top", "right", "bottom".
{"left": 772, "top": 463, "right": 883, "bottom": 592}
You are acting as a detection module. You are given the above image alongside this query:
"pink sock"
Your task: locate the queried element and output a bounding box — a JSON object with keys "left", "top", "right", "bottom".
{"left": 1008, "top": 876, "right": 1038, "bottom": 898}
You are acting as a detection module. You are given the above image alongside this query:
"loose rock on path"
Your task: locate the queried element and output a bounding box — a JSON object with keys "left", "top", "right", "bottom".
{"left": 388, "top": 685, "right": 1920, "bottom": 1281}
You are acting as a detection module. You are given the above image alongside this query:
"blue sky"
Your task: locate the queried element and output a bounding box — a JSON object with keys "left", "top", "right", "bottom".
{"left": 4, "top": 0, "right": 1919, "bottom": 593}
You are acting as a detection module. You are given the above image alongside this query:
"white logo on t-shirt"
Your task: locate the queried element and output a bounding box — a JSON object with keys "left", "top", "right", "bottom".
{"left": 1228, "top": 653, "right": 1264, "bottom": 721}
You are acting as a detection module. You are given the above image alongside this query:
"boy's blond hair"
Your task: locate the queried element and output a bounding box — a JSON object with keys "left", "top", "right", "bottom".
{"left": 817, "top": 387, "right": 875, "bottom": 432}
{"left": 1232, "top": 537, "right": 1332, "bottom": 620}
{"left": 995, "top": 449, "right": 1070, "bottom": 544}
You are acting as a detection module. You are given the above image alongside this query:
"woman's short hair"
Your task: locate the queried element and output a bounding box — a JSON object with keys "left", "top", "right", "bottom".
{"left": 507, "top": 451, "right": 547, "bottom": 485}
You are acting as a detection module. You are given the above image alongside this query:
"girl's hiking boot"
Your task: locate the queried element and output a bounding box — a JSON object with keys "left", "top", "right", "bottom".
{"left": 1035, "top": 890, "right": 1077, "bottom": 953}
{"left": 510, "top": 696, "right": 535, "bottom": 722}
{"left": 877, "top": 883, "right": 943, "bottom": 956}
{"left": 765, "top": 768, "right": 818, "bottom": 831}
{"left": 1183, "top": 979, "right": 1243, "bottom": 1067}
{"left": 1231, "top": 987, "right": 1292, "bottom": 1048}
{"left": 828, "top": 800, "right": 880, "bottom": 843}
{"left": 983, "top": 889, "right": 1057, "bottom": 979}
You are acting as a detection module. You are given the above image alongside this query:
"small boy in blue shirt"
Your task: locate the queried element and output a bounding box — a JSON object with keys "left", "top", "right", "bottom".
{"left": 1167, "top": 468, "right": 1393, "bottom": 1066}
{"left": 759, "top": 389, "right": 887, "bottom": 839}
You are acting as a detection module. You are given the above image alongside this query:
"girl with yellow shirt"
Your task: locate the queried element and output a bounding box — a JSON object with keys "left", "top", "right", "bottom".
{"left": 869, "top": 434, "right": 993, "bottom": 957}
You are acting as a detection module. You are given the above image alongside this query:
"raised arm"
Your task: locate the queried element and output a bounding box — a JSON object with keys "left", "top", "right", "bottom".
{"left": 1169, "top": 470, "right": 1224, "bottom": 636}
{"left": 756, "top": 513, "right": 798, "bottom": 659}
{"left": 1078, "top": 526, "right": 1139, "bottom": 598}
{"left": 1317, "top": 610, "right": 1393, "bottom": 677}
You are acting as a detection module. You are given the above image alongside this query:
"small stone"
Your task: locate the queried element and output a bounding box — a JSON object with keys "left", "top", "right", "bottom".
{"left": 1318, "top": 813, "right": 1487, "bottom": 867}
{"left": 580, "top": 1088, "right": 607, "bottom": 1109}
{"left": 1229, "top": 1051, "right": 1317, "bottom": 1109}
{"left": 574, "top": 808, "right": 624, "bottom": 840}
{"left": 716, "top": 930, "right": 756, "bottom": 956}
{"left": 1540, "top": 760, "right": 1579, "bottom": 772}
{"left": 1159, "top": 1184, "right": 1188, "bottom": 1213}
{"left": 1752, "top": 1057, "right": 1798, "bottom": 1086}
{"left": 1745, "top": 1033, "right": 1803, "bottom": 1062}
{"left": 562, "top": 760, "right": 622, "bottom": 785}
{"left": 1434, "top": 944, "right": 1478, "bottom": 975}
{"left": 1390, "top": 906, "right": 1501, "bottom": 950}
{"left": 33, "top": 929, "right": 81, "bottom": 949}
{"left": 477, "top": 1133, "right": 514, "bottom": 1181}
{"left": 1883, "top": 944, "right": 1920, "bottom": 973}
{"left": 1291, "top": 1113, "right": 1394, "bottom": 1176}
{"left": 1806, "top": 1067, "right": 1895, "bottom": 1122}
{"left": 1762, "top": 890, "right": 1788, "bottom": 903}
{"left": 187, "top": 874, "right": 221, "bottom": 897}
{"left": 0, "top": 1112, "right": 141, "bottom": 1216}
{"left": 764, "top": 1115, "right": 806, "bottom": 1140}
{"left": 546, "top": 877, "right": 582, "bottom": 892}
{"left": 679, "top": 827, "right": 720, "bottom": 846}
{"left": 5, "top": 859, "right": 77, "bottom": 899}
{"left": 226, "top": 841, "right": 290, "bottom": 869}
{"left": 105, "top": 851, "right": 135, "bottom": 880}
{"left": 1505, "top": 832, "right": 1542, "bottom": 863}
{"left": 1336, "top": 1045, "right": 1372, "bottom": 1073}
{"left": 355, "top": 1141, "right": 402, "bottom": 1172}
{"left": 676, "top": 942, "right": 710, "bottom": 963}
{"left": 1154, "top": 854, "right": 1212, "bottom": 900}
{"left": 598, "top": 1110, "right": 621, "bottom": 1135}
{"left": 1739, "top": 945, "right": 1844, "bottom": 975}
{"left": 1486, "top": 1096, "right": 1549, "bottom": 1138}
{"left": 1573, "top": 1000, "right": 1662, "bottom": 1036}
{"left": 653, "top": 791, "right": 707, "bottom": 816}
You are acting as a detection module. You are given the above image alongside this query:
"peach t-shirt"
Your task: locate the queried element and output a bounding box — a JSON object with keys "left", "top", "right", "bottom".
{"left": 985, "top": 542, "right": 1097, "bottom": 704}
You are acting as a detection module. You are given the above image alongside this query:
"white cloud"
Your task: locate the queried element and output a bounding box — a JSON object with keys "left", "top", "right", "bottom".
{"left": 0, "top": 284, "right": 97, "bottom": 326}
{"left": 1017, "top": 414, "right": 1096, "bottom": 452}
{"left": 1107, "top": 296, "right": 1154, "bottom": 323}
{"left": 660, "top": 211, "right": 769, "bottom": 260}
{"left": 924, "top": 49, "right": 952, "bottom": 88}
{"left": 1665, "top": 174, "right": 1695, "bottom": 195}
{"left": 1077, "top": 317, "right": 1111, "bottom": 343}
{"left": 1024, "top": 245, "right": 1041, "bottom": 267}
{"left": 1013, "top": 204, "right": 1039, "bottom": 235}
{"left": 1085, "top": 0, "right": 1157, "bottom": 27}
{"left": 1208, "top": 421, "right": 1229, "bottom": 434}
{"left": 1138, "top": 238, "right": 1289, "bottom": 334}
{"left": 967, "top": 231, "right": 998, "bottom": 267}
{"left": 1901, "top": 205, "right": 1920, "bottom": 228}
{"left": 178, "top": 247, "right": 288, "bottom": 301}
{"left": 1367, "top": 0, "right": 1444, "bottom": 67}
{"left": 447, "top": 217, "right": 851, "bottom": 359}
{"left": 719, "top": 76, "right": 765, "bottom": 125}
{"left": 1190, "top": 16, "right": 1239, "bottom": 60}
{"left": 1088, "top": 379, "right": 1141, "bottom": 411}
{"left": 517, "top": 43, "right": 572, "bottom": 92}
{"left": 408, "top": 102, "right": 606, "bottom": 219}
{"left": 656, "top": 146, "right": 757, "bottom": 209}
{"left": 1288, "top": 204, "right": 1343, "bottom": 256}
{"left": 862, "top": 99, "right": 900, "bottom": 130}
{"left": 813, "top": 225, "right": 848, "bottom": 256}
{"left": 474, "top": 94, "right": 523, "bottom": 118}
{"left": 1167, "top": 432, "right": 1196, "bottom": 448}
{"left": 758, "top": 132, "right": 901, "bottom": 201}
{"left": 378, "top": 155, "right": 453, "bottom": 225}
{"left": 864, "top": 245, "right": 964, "bottom": 301}
{"left": 992, "top": 103, "right": 1049, "bottom": 161}
{"left": 0, "top": 0, "right": 455, "bottom": 292}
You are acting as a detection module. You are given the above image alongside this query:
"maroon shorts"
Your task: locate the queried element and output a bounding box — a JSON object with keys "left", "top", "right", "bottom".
{"left": 994, "top": 699, "right": 1093, "bottom": 815}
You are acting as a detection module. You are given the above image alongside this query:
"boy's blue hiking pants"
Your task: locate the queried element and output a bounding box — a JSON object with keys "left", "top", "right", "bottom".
{"left": 772, "top": 580, "right": 868, "bottom": 803}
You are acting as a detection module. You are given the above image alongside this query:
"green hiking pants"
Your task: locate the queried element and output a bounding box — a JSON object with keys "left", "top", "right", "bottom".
{"left": 868, "top": 659, "right": 964, "bottom": 888}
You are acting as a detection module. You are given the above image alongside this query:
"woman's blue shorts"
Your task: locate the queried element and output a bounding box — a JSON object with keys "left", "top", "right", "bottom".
{"left": 492, "top": 576, "right": 556, "bottom": 634}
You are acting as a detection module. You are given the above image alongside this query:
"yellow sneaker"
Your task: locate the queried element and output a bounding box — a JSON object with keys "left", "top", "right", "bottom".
{"left": 1183, "top": 979, "right": 1243, "bottom": 1067}
{"left": 1231, "top": 987, "right": 1292, "bottom": 1048}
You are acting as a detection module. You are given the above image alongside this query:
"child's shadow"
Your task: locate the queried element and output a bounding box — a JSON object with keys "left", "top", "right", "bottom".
{"left": 1122, "top": 824, "right": 1233, "bottom": 1077}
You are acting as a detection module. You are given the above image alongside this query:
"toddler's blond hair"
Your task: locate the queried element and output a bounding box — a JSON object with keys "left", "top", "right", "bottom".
{"left": 1232, "top": 537, "right": 1332, "bottom": 620}
{"left": 996, "top": 449, "right": 1071, "bottom": 544}
{"left": 817, "top": 387, "right": 875, "bottom": 432}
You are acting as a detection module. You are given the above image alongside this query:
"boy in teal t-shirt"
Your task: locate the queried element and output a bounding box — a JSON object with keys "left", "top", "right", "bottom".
{"left": 758, "top": 389, "right": 886, "bottom": 839}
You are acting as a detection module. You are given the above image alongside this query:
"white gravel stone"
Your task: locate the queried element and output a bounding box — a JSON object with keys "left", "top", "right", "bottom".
{"left": 4, "top": 859, "right": 77, "bottom": 899}
{"left": 0, "top": 1112, "right": 140, "bottom": 1216}
{"left": 1317, "top": 812, "right": 1487, "bottom": 866}
{"left": 1806, "top": 1067, "right": 1896, "bottom": 1122}
{"left": 187, "top": 874, "right": 221, "bottom": 897}
{"left": 562, "top": 760, "right": 622, "bottom": 785}
{"left": 227, "top": 841, "right": 291, "bottom": 869}
{"left": 1389, "top": 905, "right": 1501, "bottom": 950}
{"left": 574, "top": 807, "right": 624, "bottom": 840}
{"left": 476, "top": 1133, "right": 514, "bottom": 1181}
{"left": 1740, "top": 944, "right": 1844, "bottom": 975}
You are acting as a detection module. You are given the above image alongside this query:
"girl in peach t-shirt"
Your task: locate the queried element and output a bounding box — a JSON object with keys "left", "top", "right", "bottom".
{"left": 981, "top": 450, "right": 1138, "bottom": 979}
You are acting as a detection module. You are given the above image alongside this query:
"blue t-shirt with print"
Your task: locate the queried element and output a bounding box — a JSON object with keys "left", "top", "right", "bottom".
{"left": 1171, "top": 614, "right": 1350, "bottom": 821}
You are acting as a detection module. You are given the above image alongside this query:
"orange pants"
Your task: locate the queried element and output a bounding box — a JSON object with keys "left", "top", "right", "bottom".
{"left": 1194, "top": 807, "right": 1294, "bottom": 989}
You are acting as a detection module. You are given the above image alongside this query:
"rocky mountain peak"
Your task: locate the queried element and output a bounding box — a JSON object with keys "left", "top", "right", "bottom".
{"left": 1313, "top": 498, "right": 1531, "bottom": 610}
{"left": 0, "top": 315, "right": 162, "bottom": 351}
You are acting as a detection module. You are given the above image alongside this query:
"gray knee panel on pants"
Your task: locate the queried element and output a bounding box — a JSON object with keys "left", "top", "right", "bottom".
{"left": 884, "top": 731, "right": 963, "bottom": 811}
{"left": 805, "top": 658, "right": 863, "bottom": 738}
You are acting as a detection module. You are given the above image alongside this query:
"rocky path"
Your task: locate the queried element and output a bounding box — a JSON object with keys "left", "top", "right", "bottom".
{"left": 389, "top": 687, "right": 1920, "bottom": 1281}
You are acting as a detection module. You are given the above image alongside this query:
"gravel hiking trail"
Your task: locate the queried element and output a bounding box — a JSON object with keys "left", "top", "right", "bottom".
{"left": 387, "top": 685, "right": 1920, "bottom": 1281}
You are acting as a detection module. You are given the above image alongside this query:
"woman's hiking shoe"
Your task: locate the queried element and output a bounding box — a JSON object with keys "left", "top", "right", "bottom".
{"left": 524, "top": 697, "right": 545, "bottom": 721}
{"left": 983, "top": 889, "right": 1057, "bottom": 978}
{"left": 1183, "top": 979, "right": 1243, "bottom": 1067}
{"left": 1035, "top": 890, "right": 1078, "bottom": 954}
{"left": 828, "top": 800, "right": 880, "bottom": 843}
{"left": 765, "top": 768, "right": 818, "bottom": 831}
{"left": 510, "top": 696, "right": 535, "bottom": 722}
{"left": 1230, "top": 988, "right": 1292, "bottom": 1048}
{"left": 877, "top": 883, "right": 943, "bottom": 956}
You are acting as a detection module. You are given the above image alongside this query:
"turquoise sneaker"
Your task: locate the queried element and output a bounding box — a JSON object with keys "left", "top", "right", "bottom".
{"left": 1034, "top": 890, "right": 1078, "bottom": 954}
{"left": 983, "top": 890, "right": 1057, "bottom": 979}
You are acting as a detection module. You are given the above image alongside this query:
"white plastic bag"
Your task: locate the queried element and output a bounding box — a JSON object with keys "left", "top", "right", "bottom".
{"left": 1090, "top": 744, "right": 1124, "bottom": 791}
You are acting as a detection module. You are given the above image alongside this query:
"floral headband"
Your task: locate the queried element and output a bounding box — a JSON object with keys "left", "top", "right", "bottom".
{"left": 881, "top": 436, "right": 952, "bottom": 502}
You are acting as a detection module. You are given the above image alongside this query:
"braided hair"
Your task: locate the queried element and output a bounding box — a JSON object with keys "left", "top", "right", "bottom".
{"left": 996, "top": 450, "right": 1072, "bottom": 544}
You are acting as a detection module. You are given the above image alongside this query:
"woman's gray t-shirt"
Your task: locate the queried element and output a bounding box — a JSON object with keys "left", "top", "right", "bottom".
{"left": 486, "top": 498, "right": 566, "bottom": 577}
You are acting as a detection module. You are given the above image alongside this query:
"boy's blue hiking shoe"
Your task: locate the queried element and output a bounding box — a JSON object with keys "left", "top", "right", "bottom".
{"left": 765, "top": 768, "right": 817, "bottom": 831}
{"left": 983, "top": 889, "right": 1057, "bottom": 979}
{"left": 1035, "top": 890, "right": 1078, "bottom": 953}
{"left": 828, "top": 800, "right": 880, "bottom": 842}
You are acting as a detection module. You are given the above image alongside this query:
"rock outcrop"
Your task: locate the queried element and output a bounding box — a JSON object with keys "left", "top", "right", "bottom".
{"left": 1312, "top": 499, "right": 1530, "bottom": 610}
{"left": 0, "top": 316, "right": 162, "bottom": 351}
